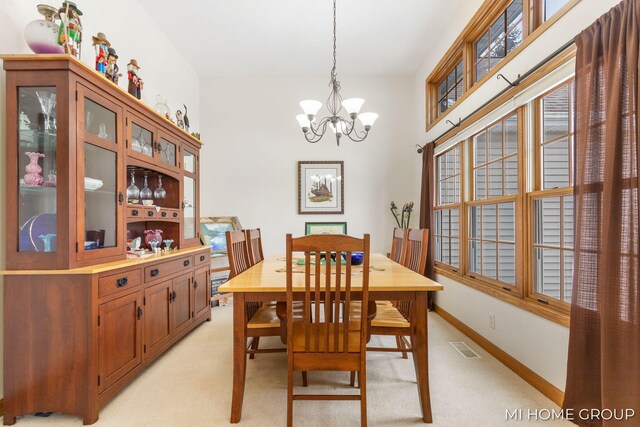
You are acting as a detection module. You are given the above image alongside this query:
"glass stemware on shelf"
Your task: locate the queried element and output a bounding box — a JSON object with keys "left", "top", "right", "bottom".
{"left": 36, "top": 90, "right": 56, "bottom": 134}
{"left": 154, "top": 175, "right": 167, "bottom": 199}
{"left": 140, "top": 175, "right": 153, "bottom": 200}
{"left": 127, "top": 171, "right": 140, "bottom": 201}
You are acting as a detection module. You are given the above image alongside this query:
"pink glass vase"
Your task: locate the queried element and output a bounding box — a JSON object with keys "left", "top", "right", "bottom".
{"left": 144, "top": 229, "right": 163, "bottom": 248}
{"left": 24, "top": 152, "right": 45, "bottom": 186}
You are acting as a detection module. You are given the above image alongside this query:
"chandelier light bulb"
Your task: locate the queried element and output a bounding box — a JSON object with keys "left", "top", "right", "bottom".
{"left": 300, "top": 100, "right": 322, "bottom": 119}
{"left": 296, "top": 114, "right": 311, "bottom": 131}
{"left": 342, "top": 98, "right": 365, "bottom": 117}
{"left": 358, "top": 112, "right": 379, "bottom": 130}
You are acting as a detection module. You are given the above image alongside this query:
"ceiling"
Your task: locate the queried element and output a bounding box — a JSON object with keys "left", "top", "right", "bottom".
{"left": 137, "top": 0, "right": 474, "bottom": 77}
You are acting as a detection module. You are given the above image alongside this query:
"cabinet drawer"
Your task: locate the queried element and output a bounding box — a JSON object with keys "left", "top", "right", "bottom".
{"left": 194, "top": 251, "right": 209, "bottom": 267}
{"left": 144, "top": 256, "right": 194, "bottom": 282}
{"left": 157, "top": 208, "right": 180, "bottom": 220}
{"left": 99, "top": 269, "right": 142, "bottom": 298}
{"left": 127, "top": 207, "right": 157, "bottom": 219}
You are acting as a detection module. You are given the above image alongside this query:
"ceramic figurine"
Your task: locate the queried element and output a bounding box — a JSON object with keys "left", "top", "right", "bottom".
{"left": 190, "top": 132, "right": 200, "bottom": 140}
{"left": 165, "top": 112, "right": 174, "bottom": 124}
{"left": 91, "top": 32, "right": 110, "bottom": 75}
{"left": 105, "top": 48, "right": 121, "bottom": 84}
{"left": 127, "top": 59, "right": 143, "bottom": 100}
{"left": 57, "top": 1, "right": 83, "bottom": 58}
{"left": 19, "top": 111, "right": 31, "bottom": 130}
{"left": 176, "top": 109, "right": 185, "bottom": 130}
{"left": 183, "top": 104, "right": 190, "bottom": 132}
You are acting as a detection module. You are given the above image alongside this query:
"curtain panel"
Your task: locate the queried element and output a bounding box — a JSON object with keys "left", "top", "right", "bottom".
{"left": 563, "top": 1, "right": 640, "bottom": 425}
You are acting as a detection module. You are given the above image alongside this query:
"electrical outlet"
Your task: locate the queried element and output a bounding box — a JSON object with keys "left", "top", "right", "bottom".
{"left": 489, "top": 313, "right": 496, "bottom": 329}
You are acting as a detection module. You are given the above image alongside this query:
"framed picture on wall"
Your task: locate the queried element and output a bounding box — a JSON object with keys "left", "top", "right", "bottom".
{"left": 298, "top": 161, "right": 344, "bottom": 214}
{"left": 305, "top": 222, "right": 347, "bottom": 235}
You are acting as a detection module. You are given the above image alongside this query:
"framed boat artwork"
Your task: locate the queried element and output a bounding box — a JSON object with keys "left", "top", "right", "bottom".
{"left": 298, "top": 161, "right": 344, "bottom": 214}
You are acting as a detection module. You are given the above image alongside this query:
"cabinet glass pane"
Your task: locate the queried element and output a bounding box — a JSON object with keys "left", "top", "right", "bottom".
{"left": 84, "top": 143, "right": 117, "bottom": 249}
{"left": 159, "top": 138, "right": 177, "bottom": 168}
{"left": 18, "top": 87, "right": 58, "bottom": 252}
{"left": 131, "top": 122, "right": 154, "bottom": 158}
{"left": 184, "top": 150, "right": 196, "bottom": 173}
{"left": 184, "top": 176, "right": 196, "bottom": 239}
{"left": 85, "top": 98, "right": 116, "bottom": 142}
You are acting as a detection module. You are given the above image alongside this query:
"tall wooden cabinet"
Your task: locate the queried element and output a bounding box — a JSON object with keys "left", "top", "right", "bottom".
{"left": 1, "top": 55, "right": 211, "bottom": 425}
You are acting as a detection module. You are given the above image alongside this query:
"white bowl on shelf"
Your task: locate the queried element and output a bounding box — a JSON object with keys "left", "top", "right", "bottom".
{"left": 84, "top": 177, "right": 104, "bottom": 191}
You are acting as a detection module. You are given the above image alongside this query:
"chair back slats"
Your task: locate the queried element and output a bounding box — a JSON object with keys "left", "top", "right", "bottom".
{"left": 402, "top": 228, "right": 430, "bottom": 275}
{"left": 286, "top": 234, "right": 370, "bottom": 355}
{"left": 390, "top": 227, "right": 408, "bottom": 264}
{"left": 244, "top": 228, "right": 264, "bottom": 266}
{"left": 226, "top": 230, "right": 251, "bottom": 278}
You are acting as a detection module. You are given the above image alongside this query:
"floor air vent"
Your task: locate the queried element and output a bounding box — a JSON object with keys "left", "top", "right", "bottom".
{"left": 449, "top": 341, "right": 481, "bottom": 359}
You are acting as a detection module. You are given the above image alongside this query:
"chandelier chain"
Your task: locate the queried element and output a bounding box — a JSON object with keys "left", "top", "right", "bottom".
{"left": 331, "top": 0, "right": 337, "bottom": 83}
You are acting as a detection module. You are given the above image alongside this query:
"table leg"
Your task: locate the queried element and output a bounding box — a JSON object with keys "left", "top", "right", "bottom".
{"left": 230, "top": 292, "right": 247, "bottom": 423}
{"left": 412, "top": 291, "right": 433, "bottom": 423}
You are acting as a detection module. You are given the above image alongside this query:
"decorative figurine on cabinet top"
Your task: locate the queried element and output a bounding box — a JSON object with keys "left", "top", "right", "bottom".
{"left": 57, "top": 1, "right": 83, "bottom": 58}
{"left": 25, "top": 4, "right": 65, "bottom": 54}
{"left": 91, "top": 32, "right": 110, "bottom": 76}
{"left": 175, "top": 109, "right": 185, "bottom": 130}
{"left": 127, "top": 59, "right": 143, "bottom": 100}
{"left": 105, "top": 47, "right": 122, "bottom": 85}
{"left": 183, "top": 104, "right": 190, "bottom": 132}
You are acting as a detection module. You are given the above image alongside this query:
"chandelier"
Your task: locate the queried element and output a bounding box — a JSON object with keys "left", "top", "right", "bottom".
{"left": 296, "top": 0, "right": 378, "bottom": 146}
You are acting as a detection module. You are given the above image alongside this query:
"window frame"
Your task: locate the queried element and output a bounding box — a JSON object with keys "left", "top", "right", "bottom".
{"left": 433, "top": 144, "right": 463, "bottom": 273}
{"left": 425, "top": 0, "right": 581, "bottom": 131}
{"left": 525, "top": 78, "right": 576, "bottom": 314}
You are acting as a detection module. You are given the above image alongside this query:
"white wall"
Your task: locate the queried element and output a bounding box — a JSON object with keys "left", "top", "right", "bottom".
{"left": 0, "top": 0, "right": 201, "bottom": 401}
{"left": 411, "top": 0, "right": 621, "bottom": 391}
{"left": 198, "top": 75, "right": 418, "bottom": 256}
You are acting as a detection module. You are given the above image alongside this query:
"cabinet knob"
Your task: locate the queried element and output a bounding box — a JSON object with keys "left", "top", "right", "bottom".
{"left": 173, "top": 212, "right": 178, "bottom": 218}
{"left": 147, "top": 210, "right": 154, "bottom": 217}
{"left": 183, "top": 260, "right": 190, "bottom": 267}
{"left": 150, "top": 268, "right": 159, "bottom": 277}
{"left": 132, "top": 209, "right": 139, "bottom": 216}
{"left": 161, "top": 212, "right": 167, "bottom": 217}
{"left": 200, "top": 255, "right": 206, "bottom": 262}
{"left": 116, "top": 277, "right": 128, "bottom": 287}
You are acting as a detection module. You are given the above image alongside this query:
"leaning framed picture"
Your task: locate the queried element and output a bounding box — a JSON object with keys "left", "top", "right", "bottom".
{"left": 298, "top": 161, "right": 344, "bottom": 214}
{"left": 305, "top": 222, "right": 347, "bottom": 235}
{"left": 200, "top": 216, "right": 243, "bottom": 253}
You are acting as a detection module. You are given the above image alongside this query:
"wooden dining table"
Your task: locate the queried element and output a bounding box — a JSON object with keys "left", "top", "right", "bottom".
{"left": 218, "top": 253, "right": 444, "bottom": 423}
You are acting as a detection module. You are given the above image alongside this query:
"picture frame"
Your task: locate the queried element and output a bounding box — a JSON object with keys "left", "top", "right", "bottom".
{"left": 200, "top": 216, "right": 243, "bottom": 253}
{"left": 305, "top": 222, "right": 347, "bottom": 235}
{"left": 298, "top": 161, "right": 344, "bottom": 214}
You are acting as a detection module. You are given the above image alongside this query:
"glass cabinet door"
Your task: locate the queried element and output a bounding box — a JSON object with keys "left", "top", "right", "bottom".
{"left": 127, "top": 113, "right": 156, "bottom": 162}
{"left": 17, "top": 87, "right": 58, "bottom": 253}
{"left": 158, "top": 132, "right": 179, "bottom": 172}
{"left": 77, "top": 85, "right": 124, "bottom": 260}
{"left": 182, "top": 146, "right": 199, "bottom": 245}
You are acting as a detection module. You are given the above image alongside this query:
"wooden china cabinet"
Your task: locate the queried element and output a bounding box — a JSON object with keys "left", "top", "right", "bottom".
{"left": 1, "top": 55, "right": 211, "bottom": 425}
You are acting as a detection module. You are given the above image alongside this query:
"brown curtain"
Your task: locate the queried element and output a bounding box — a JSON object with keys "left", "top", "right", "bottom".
{"left": 419, "top": 142, "right": 435, "bottom": 309}
{"left": 563, "top": 1, "right": 640, "bottom": 426}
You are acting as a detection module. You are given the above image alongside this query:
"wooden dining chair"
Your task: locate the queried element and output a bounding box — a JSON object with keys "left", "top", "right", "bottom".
{"left": 285, "top": 233, "right": 371, "bottom": 427}
{"left": 226, "top": 230, "right": 284, "bottom": 360}
{"left": 244, "top": 228, "right": 264, "bottom": 266}
{"left": 389, "top": 227, "right": 408, "bottom": 264}
{"left": 367, "top": 228, "right": 429, "bottom": 358}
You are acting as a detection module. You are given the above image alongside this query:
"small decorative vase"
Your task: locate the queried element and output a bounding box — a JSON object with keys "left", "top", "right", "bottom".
{"left": 163, "top": 239, "right": 174, "bottom": 250}
{"left": 38, "top": 233, "right": 56, "bottom": 252}
{"left": 24, "top": 152, "right": 45, "bottom": 186}
{"left": 24, "top": 5, "right": 65, "bottom": 54}
{"left": 144, "top": 229, "right": 163, "bottom": 248}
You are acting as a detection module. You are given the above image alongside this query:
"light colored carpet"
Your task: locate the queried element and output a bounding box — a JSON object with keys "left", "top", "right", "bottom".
{"left": 2, "top": 302, "right": 570, "bottom": 426}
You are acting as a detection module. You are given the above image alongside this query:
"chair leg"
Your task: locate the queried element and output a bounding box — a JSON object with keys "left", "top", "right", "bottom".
{"left": 396, "top": 335, "right": 408, "bottom": 359}
{"left": 350, "top": 371, "right": 356, "bottom": 387}
{"left": 302, "top": 371, "right": 308, "bottom": 387}
{"left": 249, "top": 337, "right": 260, "bottom": 359}
{"left": 287, "top": 368, "right": 294, "bottom": 427}
{"left": 360, "top": 369, "right": 367, "bottom": 427}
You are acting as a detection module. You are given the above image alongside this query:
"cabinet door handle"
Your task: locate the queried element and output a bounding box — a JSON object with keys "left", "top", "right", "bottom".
{"left": 183, "top": 260, "right": 190, "bottom": 267}
{"left": 116, "top": 277, "right": 128, "bottom": 287}
{"left": 137, "top": 306, "right": 142, "bottom": 320}
{"left": 171, "top": 290, "right": 177, "bottom": 302}
{"left": 200, "top": 255, "right": 206, "bottom": 262}
{"left": 132, "top": 209, "right": 139, "bottom": 216}
{"left": 118, "top": 192, "right": 124, "bottom": 205}
{"left": 150, "top": 268, "right": 159, "bottom": 277}
{"left": 193, "top": 281, "right": 198, "bottom": 289}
